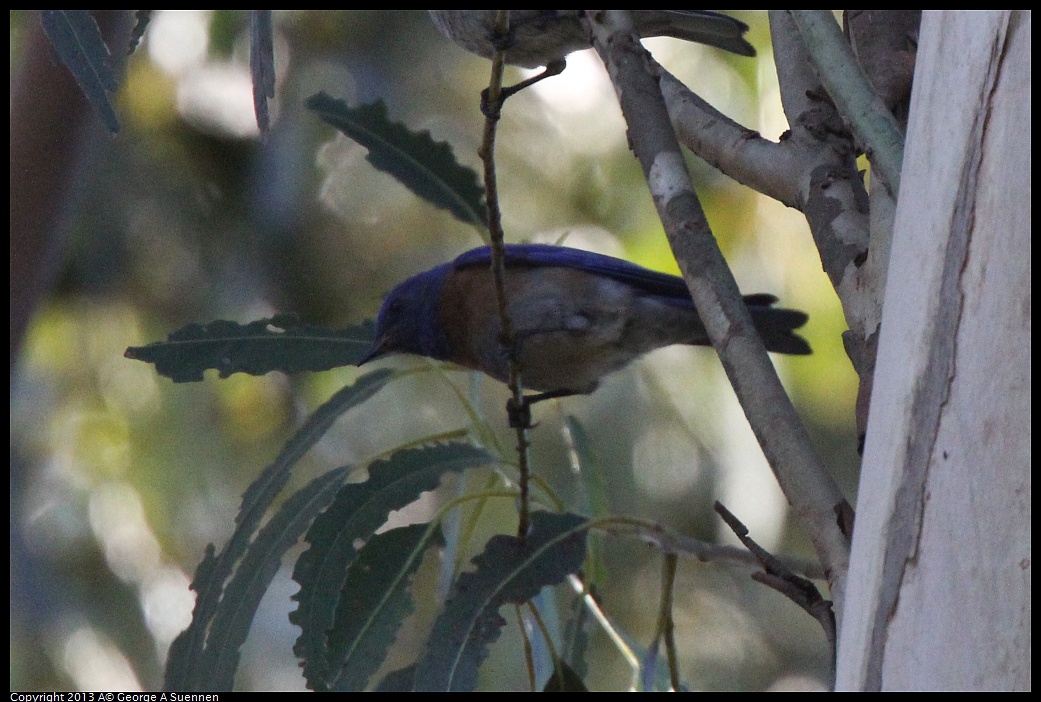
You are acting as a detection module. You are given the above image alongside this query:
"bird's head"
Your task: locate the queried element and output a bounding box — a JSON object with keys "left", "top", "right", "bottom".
{"left": 357, "top": 263, "right": 454, "bottom": 366}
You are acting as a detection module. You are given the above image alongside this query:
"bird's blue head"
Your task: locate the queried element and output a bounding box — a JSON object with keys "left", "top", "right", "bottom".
{"left": 357, "top": 262, "right": 454, "bottom": 366}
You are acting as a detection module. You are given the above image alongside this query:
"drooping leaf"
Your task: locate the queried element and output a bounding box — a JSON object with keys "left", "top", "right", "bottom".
{"left": 163, "top": 372, "right": 390, "bottom": 690}
{"left": 197, "top": 465, "right": 353, "bottom": 691}
{"left": 39, "top": 10, "right": 120, "bottom": 132}
{"left": 414, "top": 511, "right": 590, "bottom": 692}
{"left": 127, "top": 10, "right": 151, "bottom": 55}
{"left": 307, "top": 92, "right": 486, "bottom": 228}
{"left": 249, "top": 10, "right": 275, "bottom": 136}
{"left": 165, "top": 543, "right": 219, "bottom": 691}
{"left": 292, "top": 443, "right": 497, "bottom": 691}
{"left": 125, "top": 315, "right": 375, "bottom": 383}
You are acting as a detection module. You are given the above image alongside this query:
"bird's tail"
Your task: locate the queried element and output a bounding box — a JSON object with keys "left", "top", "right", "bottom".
{"left": 744, "top": 294, "right": 812, "bottom": 355}
{"left": 638, "top": 10, "right": 756, "bottom": 57}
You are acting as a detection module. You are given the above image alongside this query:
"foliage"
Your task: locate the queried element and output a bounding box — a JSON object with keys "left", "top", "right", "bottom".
{"left": 120, "top": 95, "right": 602, "bottom": 691}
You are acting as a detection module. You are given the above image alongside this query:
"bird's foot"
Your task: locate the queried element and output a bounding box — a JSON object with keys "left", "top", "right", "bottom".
{"left": 505, "top": 388, "right": 577, "bottom": 429}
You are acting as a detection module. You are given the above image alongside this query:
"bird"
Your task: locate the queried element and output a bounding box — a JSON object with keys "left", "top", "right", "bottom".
{"left": 358, "top": 244, "right": 809, "bottom": 413}
{"left": 428, "top": 11, "right": 756, "bottom": 69}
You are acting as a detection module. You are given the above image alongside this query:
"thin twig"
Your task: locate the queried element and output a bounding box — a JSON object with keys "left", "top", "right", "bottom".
{"left": 476, "top": 10, "right": 533, "bottom": 539}
{"left": 715, "top": 501, "right": 837, "bottom": 687}
{"left": 591, "top": 515, "right": 826, "bottom": 580}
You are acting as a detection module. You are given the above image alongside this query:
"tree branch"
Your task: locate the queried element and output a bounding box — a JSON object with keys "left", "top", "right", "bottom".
{"left": 582, "top": 9, "right": 851, "bottom": 602}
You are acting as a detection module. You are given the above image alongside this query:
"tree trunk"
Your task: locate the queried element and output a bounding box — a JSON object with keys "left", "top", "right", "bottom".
{"left": 836, "top": 10, "right": 1030, "bottom": 691}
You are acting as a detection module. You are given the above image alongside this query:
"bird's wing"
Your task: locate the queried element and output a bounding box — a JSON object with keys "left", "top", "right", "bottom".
{"left": 453, "top": 244, "right": 697, "bottom": 302}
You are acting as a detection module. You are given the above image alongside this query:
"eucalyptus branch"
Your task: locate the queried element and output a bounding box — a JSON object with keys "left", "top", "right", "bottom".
{"left": 771, "top": 10, "right": 901, "bottom": 446}
{"left": 790, "top": 10, "right": 905, "bottom": 196}
{"left": 582, "top": 10, "right": 850, "bottom": 604}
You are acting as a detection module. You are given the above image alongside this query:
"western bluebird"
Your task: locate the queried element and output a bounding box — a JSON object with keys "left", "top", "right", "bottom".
{"left": 428, "top": 11, "right": 755, "bottom": 69}
{"left": 359, "top": 244, "right": 809, "bottom": 406}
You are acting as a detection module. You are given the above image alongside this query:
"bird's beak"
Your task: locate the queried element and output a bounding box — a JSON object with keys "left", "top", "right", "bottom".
{"left": 356, "top": 334, "right": 390, "bottom": 367}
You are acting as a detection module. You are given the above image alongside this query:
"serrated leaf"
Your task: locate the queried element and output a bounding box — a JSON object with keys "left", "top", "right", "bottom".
{"left": 292, "top": 443, "right": 496, "bottom": 691}
{"left": 327, "top": 524, "right": 441, "bottom": 691}
{"left": 307, "top": 92, "right": 486, "bottom": 228}
{"left": 39, "top": 10, "right": 120, "bottom": 133}
{"left": 164, "top": 373, "right": 390, "bottom": 691}
{"left": 414, "top": 511, "right": 590, "bottom": 692}
{"left": 125, "top": 315, "right": 375, "bottom": 383}
{"left": 127, "top": 10, "right": 151, "bottom": 55}
{"left": 197, "top": 465, "right": 353, "bottom": 691}
{"left": 164, "top": 543, "right": 219, "bottom": 691}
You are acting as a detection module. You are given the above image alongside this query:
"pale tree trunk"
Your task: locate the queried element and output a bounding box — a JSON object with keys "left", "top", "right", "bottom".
{"left": 836, "top": 10, "right": 1030, "bottom": 691}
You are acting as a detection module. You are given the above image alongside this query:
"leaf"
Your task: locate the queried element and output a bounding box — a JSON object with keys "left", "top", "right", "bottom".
{"left": 249, "top": 10, "right": 275, "bottom": 136}
{"left": 413, "top": 511, "right": 590, "bottom": 692}
{"left": 198, "top": 465, "right": 353, "bottom": 691}
{"left": 163, "top": 372, "right": 390, "bottom": 691}
{"left": 373, "top": 664, "right": 418, "bottom": 691}
{"left": 125, "top": 315, "right": 375, "bottom": 383}
{"left": 559, "top": 578, "right": 594, "bottom": 683}
{"left": 291, "top": 443, "right": 497, "bottom": 691}
{"left": 127, "top": 10, "right": 152, "bottom": 55}
{"left": 306, "top": 92, "right": 486, "bottom": 228}
{"left": 39, "top": 10, "right": 120, "bottom": 133}
{"left": 327, "top": 524, "right": 440, "bottom": 691}
{"left": 543, "top": 660, "right": 588, "bottom": 692}
{"left": 164, "top": 543, "right": 219, "bottom": 691}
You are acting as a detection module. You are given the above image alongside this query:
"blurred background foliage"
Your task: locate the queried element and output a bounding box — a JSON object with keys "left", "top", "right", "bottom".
{"left": 10, "top": 10, "right": 859, "bottom": 691}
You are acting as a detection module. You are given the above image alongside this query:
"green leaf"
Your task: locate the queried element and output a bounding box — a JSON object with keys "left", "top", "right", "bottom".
{"left": 543, "top": 660, "right": 588, "bottom": 692}
{"left": 198, "top": 465, "right": 353, "bottom": 691}
{"left": 307, "top": 92, "right": 486, "bottom": 228}
{"left": 164, "top": 543, "right": 219, "bottom": 691}
{"left": 414, "top": 511, "right": 590, "bottom": 692}
{"left": 163, "top": 372, "right": 390, "bottom": 691}
{"left": 249, "top": 10, "right": 275, "bottom": 136}
{"left": 125, "top": 315, "right": 375, "bottom": 383}
{"left": 39, "top": 10, "right": 120, "bottom": 133}
{"left": 291, "top": 443, "right": 497, "bottom": 691}
{"left": 127, "top": 10, "right": 152, "bottom": 55}
{"left": 373, "top": 664, "right": 418, "bottom": 691}
{"left": 328, "top": 524, "right": 441, "bottom": 691}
